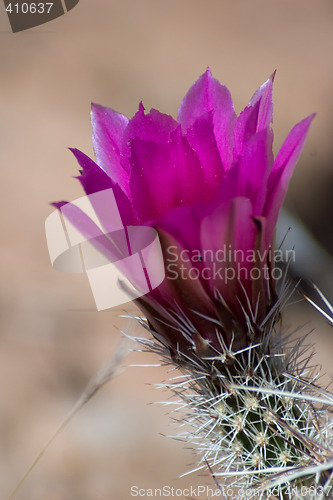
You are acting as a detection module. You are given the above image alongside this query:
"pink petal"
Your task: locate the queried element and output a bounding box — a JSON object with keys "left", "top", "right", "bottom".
{"left": 177, "top": 68, "right": 236, "bottom": 169}
{"left": 129, "top": 127, "right": 213, "bottom": 224}
{"left": 147, "top": 227, "right": 221, "bottom": 349}
{"left": 264, "top": 114, "right": 315, "bottom": 245}
{"left": 122, "top": 103, "right": 178, "bottom": 156}
{"left": 71, "top": 148, "right": 134, "bottom": 226}
{"left": 237, "top": 128, "right": 273, "bottom": 215}
{"left": 129, "top": 139, "right": 177, "bottom": 223}
{"left": 157, "top": 202, "right": 205, "bottom": 254}
{"left": 168, "top": 127, "right": 208, "bottom": 205}
{"left": 185, "top": 111, "right": 224, "bottom": 195}
{"left": 71, "top": 148, "right": 114, "bottom": 194}
{"left": 55, "top": 201, "right": 127, "bottom": 263}
{"left": 233, "top": 74, "right": 275, "bottom": 159}
{"left": 214, "top": 129, "right": 272, "bottom": 215}
{"left": 200, "top": 197, "right": 256, "bottom": 283}
{"left": 91, "top": 104, "right": 129, "bottom": 196}
{"left": 248, "top": 72, "right": 275, "bottom": 132}
{"left": 200, "top": 197, "right": 258, "bottom": 346}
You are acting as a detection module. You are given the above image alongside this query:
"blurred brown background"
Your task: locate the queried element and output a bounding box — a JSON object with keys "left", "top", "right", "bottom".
{"left": 1, "top": 1, "right": 333, "bottom": 499}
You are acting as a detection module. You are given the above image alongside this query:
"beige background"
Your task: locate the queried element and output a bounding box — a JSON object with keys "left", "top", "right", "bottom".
{"left": 1, "top": 1, "right": 333, "bottom": 499}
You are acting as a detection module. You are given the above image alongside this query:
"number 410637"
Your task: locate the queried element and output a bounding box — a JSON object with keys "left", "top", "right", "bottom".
{"left": 5, "top": 3, "right": 53, "bottom": 14}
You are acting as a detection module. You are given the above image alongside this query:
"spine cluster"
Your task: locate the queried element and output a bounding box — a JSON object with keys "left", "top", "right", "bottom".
{"left": 134, "top": 293, "right": 333, "bottom": 500}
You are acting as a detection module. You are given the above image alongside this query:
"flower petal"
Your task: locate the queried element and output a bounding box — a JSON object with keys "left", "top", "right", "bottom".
{"left": 264, "top": 114, "right": 315, "bottom": 245}
{"left": 53, "top": 201, "right": 127, "bottom": 263}
{"left": 178, "top": 68, "right": 236, "bottom": 169}
{"left": 168, "top": 127, "right": 208, "bottom": 205}
{"left": 185, "top": 111, "right": 224, "bottom": 196}
{"left": 213, "top": 129, "right": 272, "bottom": 215}
{"left": 147, "top": 227, "right": 223, "bottom": 354}
{"left": 233, "top": 74, "right": 275, "bottom": 160}
{"left": 200, "top": 197, "right": 257, "bottom": 321}
{"left": 129, "top": 139, "right": 176, "bottom": 223}
{"left": 237, "top": 128, "right": 273, "bottom": 215}
{"left": 71, "top": 147, "right": 114, "bottom": 194}
{"left": 248, "top": 72, "right": 275, "bottom": 132}
{"left": 71, "top": 148, "right": 134, "bottom": 226}
{"left": 122, "top": 103, "right": 178, "bottom": 155}
{"left": 91, "top": 103, "right": 130, "bottom": 196}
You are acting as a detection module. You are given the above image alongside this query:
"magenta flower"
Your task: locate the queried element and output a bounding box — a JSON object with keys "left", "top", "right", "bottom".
{"left": 69, "top": 69, "right": 314, "bottom": 364}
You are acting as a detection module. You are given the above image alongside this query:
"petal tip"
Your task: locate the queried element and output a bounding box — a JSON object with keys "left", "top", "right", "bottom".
{"left": 270, "top": 69, "right": 277, "bottom": 83}
{"left": 138, "top": 101, "right": 145, "bottom": 113}
{"left": 90, "top": 102, "right": 101, "bottom": 113}
{"left": 51, "top": 201, "right": 67, "bottom": 210}
{"left": 298, "top": 113, "right": 316, "bottom": 133}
